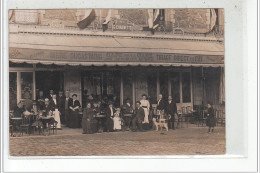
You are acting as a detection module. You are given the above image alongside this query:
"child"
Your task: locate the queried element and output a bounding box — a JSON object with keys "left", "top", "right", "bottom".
{"left": 113, "top": 108, "right": 122, "bottom": 131}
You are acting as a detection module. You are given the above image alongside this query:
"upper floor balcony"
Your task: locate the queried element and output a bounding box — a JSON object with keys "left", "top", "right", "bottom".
{"left": 9, "top": 9, "right": 224, "bottom": 43}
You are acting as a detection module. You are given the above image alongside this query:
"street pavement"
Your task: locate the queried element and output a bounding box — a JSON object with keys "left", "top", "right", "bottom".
{"left": 9, "top": 125, "right": 225, "bottom": 156}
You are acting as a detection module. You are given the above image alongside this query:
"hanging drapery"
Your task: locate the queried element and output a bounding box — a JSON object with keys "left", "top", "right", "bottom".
{"left": 147, "top": 9, "right": 160, "bottom": 29}
{"left": 219, "top": 67, "right": 225, "bottom": 104}
{"left": 209, "top": 9, "right": 217, "bottom": 31}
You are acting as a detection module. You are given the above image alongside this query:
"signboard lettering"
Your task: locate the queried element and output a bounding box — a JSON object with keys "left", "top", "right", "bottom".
{"left": 9, "top": 48, "right": 224, "bottom": 64}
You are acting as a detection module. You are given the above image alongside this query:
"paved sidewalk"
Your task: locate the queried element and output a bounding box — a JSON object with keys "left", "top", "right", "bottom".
{"left": 9, "top": 125, "right": 225, "bottom": 156}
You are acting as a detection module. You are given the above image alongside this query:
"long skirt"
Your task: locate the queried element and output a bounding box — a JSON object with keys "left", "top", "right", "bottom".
{"left": 206, "top": 116, "right": 216, "bottom": 127}
{"left": 69, "top": 110, "right": 79, "bottom": 128}
{"left": 143, "top": 108, "right": 149, "bottom": 123}
{"left": 82, "top": 118, "right": 98, "bottom": 134}
{"left": 53, "top": 110, "right": 61, "bottom": 129}
{"left": 105, "top": 118, "right": 114, "bottom": 131}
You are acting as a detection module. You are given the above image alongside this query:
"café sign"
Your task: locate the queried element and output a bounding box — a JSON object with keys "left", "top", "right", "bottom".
{"left": 9, "top": 48, "right": 224, "bottom": 64}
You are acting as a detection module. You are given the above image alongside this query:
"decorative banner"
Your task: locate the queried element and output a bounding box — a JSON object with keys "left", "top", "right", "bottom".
{"left": 9, "top": 48, "right": 224, "bottom": 64}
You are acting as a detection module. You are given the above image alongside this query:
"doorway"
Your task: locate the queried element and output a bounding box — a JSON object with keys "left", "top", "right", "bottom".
{"left": 35, "top": 71, "right": 64, "bottom": 98}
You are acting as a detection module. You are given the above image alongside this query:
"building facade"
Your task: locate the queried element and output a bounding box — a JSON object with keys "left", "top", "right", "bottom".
{"left": 9, "top": 9, "right": 225, "bottom": 111}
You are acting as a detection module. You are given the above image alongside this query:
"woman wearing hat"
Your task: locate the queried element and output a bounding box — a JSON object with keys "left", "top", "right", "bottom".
{"left": 105, "top": 102, "right": 115, "bottom": 132}
{"left": 82, "top": 102, "right": 96, "bottom": 134}
{"left": 206, "top": 103, "right": 216, "bottom": 133}
{"left": 68, "top": 94, "right": 81, "bottom": 128}
{"left": 140, "top": 94, "right": 150, "bottom": 124}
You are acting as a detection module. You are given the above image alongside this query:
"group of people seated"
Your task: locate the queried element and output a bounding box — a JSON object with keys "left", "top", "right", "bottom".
{"left": 11, "top": 89, "right": 182, "bottom": 134}
{"left": 81, "top": 93, "right": 180, "bottom": 134}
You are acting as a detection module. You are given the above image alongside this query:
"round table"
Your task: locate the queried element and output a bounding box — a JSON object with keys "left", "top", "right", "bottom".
{"left": 10, "top": 117, "right": 23, "bottom": 131}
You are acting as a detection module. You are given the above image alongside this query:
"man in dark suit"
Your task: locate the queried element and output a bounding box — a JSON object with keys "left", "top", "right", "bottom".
{"left": 42, "top": 98, "right": 54, "bottom": 116}
{"left": 49, "top": 93, "right": 59, "bottom": 110}
{"left": 157, "top": 93, "right": 165, "bottom": 112}
{"left": 37, "top": 90, "right": 45, "bottom": 110}
{"left": 47, "top": 90, "right": 54, "bottom": 100}
{"left": 121, "top": 98, "right": 134, "bottom": 131}
{"left": 132, "top": 101, "right": 145, "bottom": 132}
{"left": 64, "top": 91, "right": 72, "bottom": 126}
{"left": 57, "top": 91, "right": 65, "bottom": 124}
{"left": 165, "top": 96, "right": 177, "bottom": 130}
{"left": 105, "top": 102, "right": 115, "bottom": 132}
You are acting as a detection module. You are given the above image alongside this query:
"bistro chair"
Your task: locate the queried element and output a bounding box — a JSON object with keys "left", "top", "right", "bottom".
{"left": 198, "top": 110, "right": 207, "bottom": 127}
{"left": 176, "top": 110, "right": 183, "bottom": 129}
{"left": 9, "top": 111, "right": 14, "bottom": 137}
{"left": 48, "top": 120, "right": 58, "bottom": 135}
{"left": 20, "top": 113, "right": 31, "bottom": 136}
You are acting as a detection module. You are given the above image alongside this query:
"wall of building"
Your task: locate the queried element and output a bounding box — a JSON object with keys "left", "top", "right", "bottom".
{"left": 9, "top": 9, "right": 224, "bottom": 34}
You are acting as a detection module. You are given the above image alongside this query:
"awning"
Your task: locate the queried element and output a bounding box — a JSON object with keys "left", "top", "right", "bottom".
{"left": 9, "top": 33, "right": 224, "bottom": 67}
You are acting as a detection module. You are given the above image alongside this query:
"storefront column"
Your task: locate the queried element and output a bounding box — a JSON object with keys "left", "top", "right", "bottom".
{"left": 33, "top": 70, "right": 36, "bottom": 100}
{"left": 179, "top": 72, "right": 183, "bottom": 104}
{"left": 190, "top": 69, "right": 193, "bottom": 107}
{"left": 120, "top": 72, "right": 124, "bottom": 106}
{"left": 132, "top": 72, "right": 136, "bottom": 109}
{"left": 156, "top": 71, "right": 160, "bottom": 100}
{"left": 168, "top": 72, "right": 171, "bottom": 96}
{"left": 17, "top": 72, "right": 21, "bottom": 103}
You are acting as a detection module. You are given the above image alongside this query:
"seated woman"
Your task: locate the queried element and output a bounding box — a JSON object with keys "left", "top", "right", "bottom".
{"left": 113, "top": 108, "right": 123, "bottom": 131}
{"left": 93, "top": 101, "right": 104, "bottom": 132}
{"left": 11, "top": 102, "right": 25, "bottom": 133}
{"left": 82, "top": 103, "right": 97, "bottom": 134}
{"left": 121, "top": 98, "right": 133, "bottom": 131}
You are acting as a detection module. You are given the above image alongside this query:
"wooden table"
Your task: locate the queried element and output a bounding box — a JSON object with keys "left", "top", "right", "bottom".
{"left": 10, "top": 117, "right": 23, "bottom": 132}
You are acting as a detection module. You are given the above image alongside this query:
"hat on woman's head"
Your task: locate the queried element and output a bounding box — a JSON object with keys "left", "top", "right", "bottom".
{"left": 72, "top": 94, "right": 77, "bottom": 97}
{"left": 44, "top": 98, "right": 49, "bottom": 102}
{"left": 142, "top": 94, "right": 147, "bottom": 98}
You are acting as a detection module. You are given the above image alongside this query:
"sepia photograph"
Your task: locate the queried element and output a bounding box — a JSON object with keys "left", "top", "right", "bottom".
{"left": 8, "top": 8, "right": 225, "bottom": 156}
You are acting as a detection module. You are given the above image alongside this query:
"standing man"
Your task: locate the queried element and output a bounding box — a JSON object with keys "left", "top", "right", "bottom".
{"left": 48, "top": 90, "right": 54, "bottom": 100}
{"left": 105, "top": 102, "right": 115, "bottom": 132}
{"left": 50, "top": 93, "right": 58, "bottom": 109}
{"left": 121, "top": 98, "right": 134, "bottom": 131}
{"left": 37, "top": 90, "right": 45, "bottom": 110}
{"left": 64, "top": 91, "right": 72, "bottom": 126}
{"left": 132, "top": 101, "right": 145, "bottom": 132}
{"left": 157, "top": 94, "right": 165, "bottom": 113}
{"left": 57, "top": 91, "right": 65, "bottom": 124}
{"left": 43, "top": 98, "right": 54, "bottom": 116}
{"left": 165, "top": 96, "right": 177, "bottom": 130}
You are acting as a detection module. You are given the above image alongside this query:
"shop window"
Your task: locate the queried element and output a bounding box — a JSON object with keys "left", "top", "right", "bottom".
{"left": 9, "top": 72, "right": 17, "bottom": 110}
{"left": 122, "top": 72, "right": 133, "bottom": 102}
{"left": 84, "top": 73, "right": 102, "bottom": 97}
{"left": 21, "top": 72, "right": 33, "bottom": 100}
{"left": 159, "top": 72, "right": 168, "bottom": 100}
{"left": 182, "top": 72, "right": 191, "bottom": 103}
{"left": 171, "top": 72, "right": 180, "bottom": 103}
{"left": 147, "top": 72, "right": 157, "bottom": 104}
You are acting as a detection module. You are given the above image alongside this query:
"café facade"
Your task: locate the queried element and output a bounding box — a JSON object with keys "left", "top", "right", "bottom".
{"left": 9, "top": 9, "right": 225, "bottom": 112}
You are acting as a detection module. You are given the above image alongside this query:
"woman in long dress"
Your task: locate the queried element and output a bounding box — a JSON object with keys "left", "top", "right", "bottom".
{"left": 140, "top": 94, "right": 150, "bottom": 124}
{"left": 206, "top": 103, "right": 216, "bottom": 133}
{"left": 82, "top": 102, "right": 95, "bottom": 134}
{"left": 69, "top": 94, "right": 81, "bottom": 128}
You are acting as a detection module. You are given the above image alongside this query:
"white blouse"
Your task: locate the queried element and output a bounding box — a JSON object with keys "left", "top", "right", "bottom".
{"left": 140, "top": 100, "right": 150, "bottom": 109}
